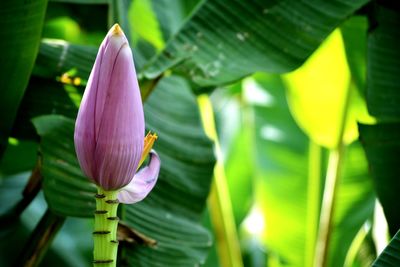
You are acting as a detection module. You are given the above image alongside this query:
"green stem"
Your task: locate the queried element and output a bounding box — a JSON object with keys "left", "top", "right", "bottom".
{"left": 93, "top": 186, "right": 120, "bottom": 267}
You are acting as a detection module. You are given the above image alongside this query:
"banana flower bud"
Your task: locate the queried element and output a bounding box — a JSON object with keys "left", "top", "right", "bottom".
{"left": 74, "top": 24, "right": 160, "bottom": 202}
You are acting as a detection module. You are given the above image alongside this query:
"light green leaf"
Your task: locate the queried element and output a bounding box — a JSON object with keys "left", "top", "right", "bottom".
{"left": 283, "top": 29, "right": 353, "bottom": 149}
{"left": 129, "top": 0, "right": 164, "bottom": 50}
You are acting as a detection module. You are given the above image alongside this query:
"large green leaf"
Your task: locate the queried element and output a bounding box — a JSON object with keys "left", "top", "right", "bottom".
{"left": 0, "top": 0, "right": 48, "bottom": 155}
{"left": 366, "top": 5, "right": 400, "bottom": 120}
{"left": 372, "top": 230, "right": 400, "bottom": 267}
{"left": 359, "top": 123, "right": 400, "bottom": 236}
{"left": 35, "top": 0, "right": 370, "bottom": 92}
{"left": 250, "top": 74, "right": 374, "bottom": 267}
{"left": 32, "top": 75, "right": 215, "bottom": 265}
{"left": 143, "top": 0, "right": 370, "bottom": 88}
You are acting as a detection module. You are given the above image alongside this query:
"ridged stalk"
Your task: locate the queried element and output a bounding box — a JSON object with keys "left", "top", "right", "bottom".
{"left": 93, "top": 187, "right": 119, "bottom": 267}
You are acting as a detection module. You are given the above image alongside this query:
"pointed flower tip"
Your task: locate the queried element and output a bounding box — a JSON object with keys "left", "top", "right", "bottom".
{"left": 111, "top": 23, "right": 124, "bottom": 36}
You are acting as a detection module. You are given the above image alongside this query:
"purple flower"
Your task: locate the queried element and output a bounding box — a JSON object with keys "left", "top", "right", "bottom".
{"left": 74, "top": 24, "right": 160, "bottom": 203}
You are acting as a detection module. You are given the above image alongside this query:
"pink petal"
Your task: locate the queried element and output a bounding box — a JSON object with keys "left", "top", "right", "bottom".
{"left": 118, "top": 150, "right": 160, "bottom": 204}
{"left": 94, "top": 43, "right": 144, "bottom": 190}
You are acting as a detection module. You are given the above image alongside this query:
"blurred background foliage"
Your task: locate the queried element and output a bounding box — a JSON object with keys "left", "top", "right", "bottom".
{"left": 0, "top": 0, "right": 399, "bottom": 267}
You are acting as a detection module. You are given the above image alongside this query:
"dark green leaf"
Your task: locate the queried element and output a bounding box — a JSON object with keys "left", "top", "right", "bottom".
{"left": 0, "top": 140, "right": 38, "bottom": 176}
{"left": 0, "top": 0, "right": 48, "bottom": 155}
{"left": 12, "top": 77, "right": 81, "bottom": 140}
{"left": 142, "top": 76, "right": 215, "bottom": 220}
{"left": 143, "top": 0, "right": 370, "bottom": 88}
{"left": 366, "top": 5, "right": 400, "bottom": 120}
{"left": 122, "top": 203, "right": 212, "bottom": 266}
{"left": 359, "top": 123, "right": 400, "bottom": 235}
